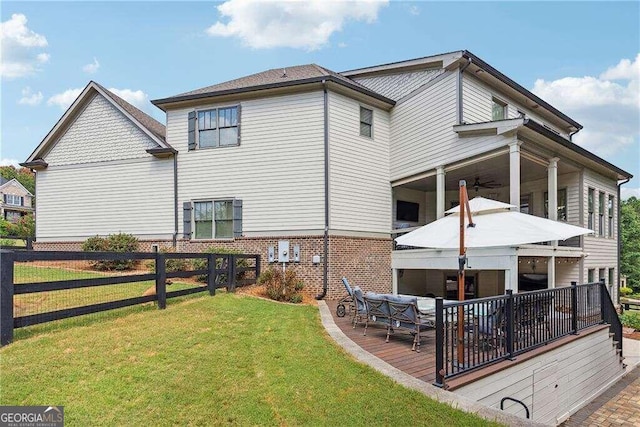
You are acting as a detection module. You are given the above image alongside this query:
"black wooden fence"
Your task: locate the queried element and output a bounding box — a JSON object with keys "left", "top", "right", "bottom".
{"left": 434, "top": 279, "right": 621, "bottom": 387}
{"left": 0, "top": 235, "right": 34, "bottom": 250}
{"left": 0, "top": 250, "right": 260, "bottom": 345}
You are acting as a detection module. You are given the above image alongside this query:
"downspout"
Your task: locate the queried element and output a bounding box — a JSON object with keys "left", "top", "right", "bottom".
{"left": 617, "top": 177, "right": 631, "bottom": 304}
{"left": 316, "top": 81, "right": 329, "bottom": 300}
{"left": 569, "top": 129, "right": 580, "bottom": 141}
{"left": 172, "top": 153, "right": 178, "bottom": 248}
{"left": 458, "top": 57, "right": 472, "bottom": 125}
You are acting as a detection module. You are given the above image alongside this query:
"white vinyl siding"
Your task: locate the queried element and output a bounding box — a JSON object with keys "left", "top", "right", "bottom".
{"left": 352, "top": 68, "right": 444, "bottom": 101}
{"left": 462, "top": 75, "right": 569, "bottom": 137}
{"left": 44, "top": 93, "right": 159, "bottom": 166}
{"left": 328, "top": 92, "right": 391, "bottom": 234}
{"left": 454, "top": 327, "right": 624, "bottom": 425}
{"left": 168, "top": 92, "right": 325, "bottom": 234}
{"left": 35, "top": 158, "right": 174, "bottom": 241}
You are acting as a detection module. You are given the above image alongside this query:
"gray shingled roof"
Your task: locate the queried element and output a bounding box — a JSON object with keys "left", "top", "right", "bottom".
{"left": 153, "top": 64, "right": 395, "bottom": 106}
{"left": 93, "top": 82, "right": 166, "bottom": 141}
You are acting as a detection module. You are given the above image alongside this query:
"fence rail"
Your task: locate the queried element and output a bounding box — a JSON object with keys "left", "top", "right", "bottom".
{"left": 434, "top": 279, "right": 620, "bottom": 386}
{"left": 0, "top": 250, "right": 260, "bottom": 345}
{"left": 0, "top": 235, "right": 34, "bottom": 251}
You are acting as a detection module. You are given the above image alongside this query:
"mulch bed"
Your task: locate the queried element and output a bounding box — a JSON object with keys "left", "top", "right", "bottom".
{"left": 623, "top": 327, "right": 640, "bottom": 340}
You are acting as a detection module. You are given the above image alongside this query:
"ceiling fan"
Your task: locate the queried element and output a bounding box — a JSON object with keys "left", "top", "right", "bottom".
{"left": 472, "top": 176, "right": 501, "bottom": 193}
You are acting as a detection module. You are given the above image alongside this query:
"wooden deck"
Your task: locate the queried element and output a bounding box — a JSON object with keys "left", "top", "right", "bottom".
{"left": 326, "top": 301, "right": 437, "bottom": 384}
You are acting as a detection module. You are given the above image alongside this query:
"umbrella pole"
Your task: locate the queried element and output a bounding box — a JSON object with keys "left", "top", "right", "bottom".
{"left": 457, "top": 181, "right": 472, "bottom": 367}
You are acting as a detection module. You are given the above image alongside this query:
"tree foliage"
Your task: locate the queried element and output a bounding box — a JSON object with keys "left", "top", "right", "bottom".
{"left": 621, "top": 196, "right": 640, "bottom": 291}
{"left": 0, "top": 166, "right": 35, "bottom": 195}
{"left": 0, "top": 214, "right": 35, "bottom": 238}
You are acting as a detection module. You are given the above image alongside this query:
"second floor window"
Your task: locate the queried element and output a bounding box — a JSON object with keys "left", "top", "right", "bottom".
{"left": 544, "top": 189, "right": 567, "bottom": 221}
{"left": 492, "top": 98, "right": 507, "bottom": 121}
{"left": 193, "top": 200, "right": 233, "bottom": 239}
{"left": 360, "top": 106, "right": 373, "bottom": 138}
{"left": 3, "top": 194, "right": 22, "bottom": 206}
{"left": 608, "top": 195, "right": 614, "bottom": 237}
{"left": 599, "top": 191, "right": 605, "bottom": 236}
{"left": 588, "top": 188, "right": 594, "bottom": 230}
{"left": 197, "top": 106, "right": 239, "bottom": 148}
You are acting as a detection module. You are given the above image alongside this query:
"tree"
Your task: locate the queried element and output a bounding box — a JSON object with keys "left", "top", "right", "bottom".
{"left": 0, "top": 166, "right": 35, "bottom": 195}
{"left": 0, "top": 214, "right": 35, "bottom": 238}
{"left": 621, "top": 197, "right": 640, "bottom": 291}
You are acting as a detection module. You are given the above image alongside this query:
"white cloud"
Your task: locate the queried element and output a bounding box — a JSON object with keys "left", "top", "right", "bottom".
{"left": 0, "top": 158, "right": 21, "bottom": 167}
{"left": 47, "top": 87, "right": 150, "bottom": 112}
{"left": 621, "top": 187, "right": 640, "bottom": 200}
{"left": 0, "top": 13, "right": 49, "bottom": 78}
{"left": 409, "top": 5, "right": 420, "bottom": 16}
{"left": 82, "top": 58, "right": 100, "bottom": 74}
{"left": 206, "top": 0, "right": 388, "bottom": 50}
{"left": 47, "top": 88, "right": 83, "bottom": 110}
{"left": 532, "top": 54, "right": 640, "bottom": 157}
{"left": 18, "top": 87, "right": 43, "bottom": 106}
{"left": 338, "top": 42, "right": 347, "bottom": 48}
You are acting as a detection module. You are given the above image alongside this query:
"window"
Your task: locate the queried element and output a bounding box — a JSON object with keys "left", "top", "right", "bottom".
{"left": 544, "top": 189, "right": 567, "bottom": 221}
{"left": 193, "top": 200, "right": 233, "bottom": 239}
{"left": 492, "top": 98, "right": 507, "bottom": 121}
{"left": 588, "top": 269, "right": 594, "bottom": 283}
{"left": 4, "top": 194, "right": 21, "bottom": 206}
{"left": 396, "top": 200, "right": 419, "bottom": 222}
{"left": 599, "top": 268, "right": 605, "bottom": 284}
{"left": 359, "top": 106, "right": 373, "bottom": 138}
{"left": 588, "top": 188, "right": 594, "bottom": 230}
{"left": 608, "top": 268, "right": 615, "bottom": 289}
{"left": 599, "top": 192, "right": 605, "bottom": 236}
{"left": 520, "top": 194, "right": 531, "bottom": 215}
{"left": 4, "top": 211, "right": 21, "bottom": 222}
{"left": 608, "top": 195, "right": 614, "bottom": 237}
{"left": 197, "top": 106, "right": 239, "bottom": 148}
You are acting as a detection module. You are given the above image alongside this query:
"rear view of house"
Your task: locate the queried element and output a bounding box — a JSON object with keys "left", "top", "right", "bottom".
{"left": 0, "top": 177, "right": 34, "bottom": 223}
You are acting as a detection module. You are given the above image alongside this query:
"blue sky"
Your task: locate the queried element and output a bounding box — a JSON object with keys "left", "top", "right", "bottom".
{"left": 2, "top": 1, "right": 639, "bottom": 196}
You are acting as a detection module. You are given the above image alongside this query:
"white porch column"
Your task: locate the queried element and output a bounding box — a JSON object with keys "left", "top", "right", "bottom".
{"left": 548, "top": 256, "right": 556, "bottom": 289}
{"left": 548, "top": 157, "right": 559, "bottom": 247}
{"left": 509, "top": 141, "right": 522, "bottom": 208}
{"left": 436, "top": 165, "right": 446, "bottom": 219}
{"left": 392, "top": 268, "right": 398, "bottom": 295}
{"left": 505, "top": 255, "right": 519, "bottom": 293}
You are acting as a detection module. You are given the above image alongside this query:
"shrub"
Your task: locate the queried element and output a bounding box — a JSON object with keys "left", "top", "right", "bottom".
{"left": 81, "top": 233, "right": 139, "bottom": 271}
{"left": 258, "top": 267, "right": 304, "bottom": 303}
{"left": 192, "top": 247, "right": 247, "bottom": 286}
{"left": 620, "top": 311, "right": 640, "bottom": 330}
{"left": 0, "top": 239, "right": 16, "bottom": 246}
{"left": 145, "top": 246, "right": 192, "bottom": 273}
{"left": 620, "top": 287, "right": 634, "bottom": 297}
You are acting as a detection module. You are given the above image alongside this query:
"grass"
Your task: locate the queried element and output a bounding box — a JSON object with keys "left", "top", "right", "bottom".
{"left": 1, "top": 293, "right": 500, "bottom": 426}
{"left": 14, "top": 264, "right": 201, "bottom": 317}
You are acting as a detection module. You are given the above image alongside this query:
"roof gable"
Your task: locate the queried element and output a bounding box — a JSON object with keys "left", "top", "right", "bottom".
{"left": 0, "top": 178, "right": 33, "bottom": 196}
{"left": 24, "top": 81, "right": 171, "bottom": 164}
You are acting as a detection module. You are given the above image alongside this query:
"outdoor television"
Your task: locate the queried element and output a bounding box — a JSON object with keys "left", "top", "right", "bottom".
{"left": 396, "top": 200, "right": 419, "bottom": 222}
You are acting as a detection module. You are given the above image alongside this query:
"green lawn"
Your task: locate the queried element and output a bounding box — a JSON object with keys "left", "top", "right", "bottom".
{"left": 1, "top": 293, "right": 499, "bottom": 426}
{"left": 14, "top": 264, "right": 201, "bottom": 317}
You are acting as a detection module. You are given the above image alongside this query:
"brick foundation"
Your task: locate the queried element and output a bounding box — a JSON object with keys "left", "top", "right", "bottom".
{"left": 33, "top": 234, "right": 393, "bottom": 299}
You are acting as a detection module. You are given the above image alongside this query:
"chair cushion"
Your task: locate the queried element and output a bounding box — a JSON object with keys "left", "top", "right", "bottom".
{"left": 353, "top": 286, "right": 366, "bottom": 313}
{"left": 384, "top": 294, "right": 417, "bottom": 305}
{"left": 341, "top": 277, "right": 354, "bottom": 297}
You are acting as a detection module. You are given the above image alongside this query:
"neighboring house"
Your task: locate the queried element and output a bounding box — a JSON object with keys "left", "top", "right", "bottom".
{"left": 22, "top": 51, "right": 632, "bottom": 300}
{"left": 0, "top": 177, "right": 34, "bottom": 223}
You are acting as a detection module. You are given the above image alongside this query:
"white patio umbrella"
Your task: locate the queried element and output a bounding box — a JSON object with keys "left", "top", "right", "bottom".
{"left": 395, "top": 197, "right": 594, "bottom": 249}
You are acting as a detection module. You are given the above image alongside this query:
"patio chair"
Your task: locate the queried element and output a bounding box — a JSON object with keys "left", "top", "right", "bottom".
{"left": 476, "top": 301, "right": 507, "bottom": 353}
{"left": 363, "top": 295, "right": 391, "bottom": 339}
{"left": 351, "top": 286, "right": 367, "bottom": 329}
{"left": 387, "top": 297, "right": 435, "bottom": 352}
{"left": 336, "top": 277, "right": 354, "bottom": 318}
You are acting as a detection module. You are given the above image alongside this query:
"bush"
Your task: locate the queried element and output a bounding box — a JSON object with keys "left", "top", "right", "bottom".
{"left": 145, "top": 246, "right": 193, "bottom": 273}
{"left": 81, "top": 233, "right": 139, "bottom": 271}
{"left": 620, "top": 311, "right": 640, "bottom": 330}
{"left": 258, "top": 267, "right": 304, "bottom": 303}
{"left": 192, "top": 247, "right": 247, "bottom": 286}
{"left": 620, "top": 287, "right": 634, "bottom": 297}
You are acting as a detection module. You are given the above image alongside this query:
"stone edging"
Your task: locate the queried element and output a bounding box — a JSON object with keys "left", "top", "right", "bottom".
{"left": 317, "top": 300, "right": 544, "bottom": 427}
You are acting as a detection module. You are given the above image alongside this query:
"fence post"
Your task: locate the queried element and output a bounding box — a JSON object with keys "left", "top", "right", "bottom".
{"left": 26, "top": 237, "right": 33, "bottom": 251}
{"left": 505, "top": 289, "right": 515, "bottom": 359}
{"left": 255, "top": 255, "right": 261, "bottom": 284}
{"left": 207, "top": 253, "right": 216, "bottom": 296}
{"left": 434, "top": 297, "right": 445, "bottom": 388}
{"left": 155, "top": 252, "right": 166, "bottom": 309}
{"left": 228, "top": 254, "right": 236, "bottom": 292}
{"left": 1, "top": 252, "right": 15, "bottom": 346}
{"left": 599, "top": 278, "right": 606, "bottom": 324}
{"left": 571, "top": 281, "right": 578, "bottom": 335}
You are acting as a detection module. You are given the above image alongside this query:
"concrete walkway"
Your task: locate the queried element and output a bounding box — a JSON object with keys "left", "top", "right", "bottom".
{"left": 562, "top": 338, "right": 640, "bottom": 426}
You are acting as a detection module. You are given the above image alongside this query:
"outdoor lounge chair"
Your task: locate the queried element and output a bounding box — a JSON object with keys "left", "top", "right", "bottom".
{"left": 387, "top": 297, "right": 435, "bottom": 352}
{"left": 336, "top": 277, "right": 354, "bottom": 318}
{"left": 351, "top": 286, "right": 367, "bottom": 328}
{"left": 363, "top": 294, "right": 391, "bottom": 339}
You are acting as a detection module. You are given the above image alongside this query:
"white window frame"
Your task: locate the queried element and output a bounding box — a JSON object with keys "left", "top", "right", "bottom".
{"left": 4, "top": 194, "right": 21, "bottom": 206}
{"left": 196, "top": 105, "right": 240, "bottom": 149}
{"left": 491, "top": 97, "right": 508, "bottom": 121}
{"left": 192, "top": 199, "right": 234, "bottom": 240}
{"left": 359, "top": 106, "right": 373, "bottom": 139}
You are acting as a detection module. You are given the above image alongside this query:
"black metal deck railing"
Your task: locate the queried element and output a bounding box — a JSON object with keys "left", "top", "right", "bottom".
{"left": 434, "top": 279, "right": 620, "bottom": 387}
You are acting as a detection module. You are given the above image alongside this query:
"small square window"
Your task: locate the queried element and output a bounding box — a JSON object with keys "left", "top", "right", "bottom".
{"left": 492, "top": 98, "right": 507, "bottom": 121}
{"left": 360, "top": 107, "right": 373, "bottom": 138}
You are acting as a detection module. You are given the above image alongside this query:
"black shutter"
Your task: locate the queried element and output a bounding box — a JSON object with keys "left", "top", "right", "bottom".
{"left": 233, "top": 199, "right": 243, "bottom": 238}
{"left": 20, "top": 196, "right": 24, "bottom": 206}
{"left": 188, "top": 111, "right": 197, "bottom": 151}
{"left": 236, "top": 104, "right": 241, "bottom": 145}
{"left": 183, "top": 201, "right": 193, "bottom": 239}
